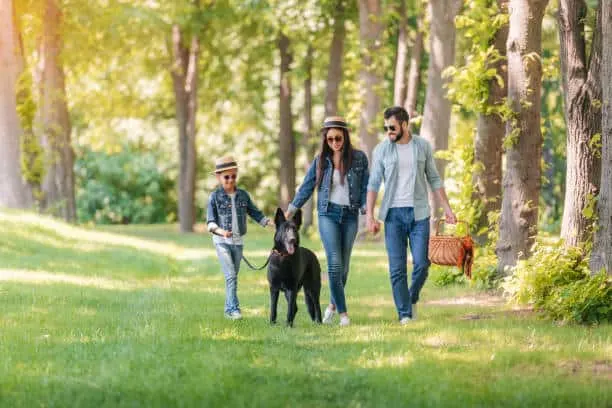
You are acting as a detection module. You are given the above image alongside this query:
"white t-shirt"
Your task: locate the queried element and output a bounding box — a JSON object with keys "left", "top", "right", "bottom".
{"left": 213, "top": 193, "right": 244, "bottom": 245}
{"left": 390, "top": 141, "right": 416, "bottom": 208}
{"left": 329, "top": 169, "right": 350, "bottom": 206}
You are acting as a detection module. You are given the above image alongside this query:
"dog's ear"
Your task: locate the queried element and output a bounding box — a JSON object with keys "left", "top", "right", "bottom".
{"left": 293, "top": 208, "right": 302, "bottom": 229}
{"left": 274, "top": 207, "right": 286, "bottom": 226}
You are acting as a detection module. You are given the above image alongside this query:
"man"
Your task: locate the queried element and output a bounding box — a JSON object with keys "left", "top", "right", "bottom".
{"left": 366, "top": 106, "right": 456, "bottom": 324}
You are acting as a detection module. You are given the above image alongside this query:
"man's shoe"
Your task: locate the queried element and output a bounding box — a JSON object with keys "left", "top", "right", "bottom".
{"left": 399, "top": 317, "right": 412, "bottom": 325}
{"left": 322, "top": 306, "right": 336, "bottom": 324}
{"left": 339, "top": 315, "right": 350, "bottom": 326}
{"left": 225, "top": 311, "right": 242, "bottom": 320}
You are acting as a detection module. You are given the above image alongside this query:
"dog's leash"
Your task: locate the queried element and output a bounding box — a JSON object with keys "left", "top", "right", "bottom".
{"left": 241, "top": 252, "right": 272, "bottom": 271}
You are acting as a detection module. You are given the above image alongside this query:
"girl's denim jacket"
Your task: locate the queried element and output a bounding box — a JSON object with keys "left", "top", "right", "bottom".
{"left": 288, "top": 149, "right": 369, "bottom": 215}
{"left": 206, "top": 187, "right": 268, "bottom": 236}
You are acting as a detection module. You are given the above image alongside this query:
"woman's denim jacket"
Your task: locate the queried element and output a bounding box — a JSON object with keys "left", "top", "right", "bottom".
{"left": 288, "top": 150, "right": 369, "bottom": 215}
{"left": 206, "top": 187, "right": 268, "bottom": 236}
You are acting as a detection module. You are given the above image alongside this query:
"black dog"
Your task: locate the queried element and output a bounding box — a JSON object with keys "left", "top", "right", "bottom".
{"left": 267, "top": 208, "right": 322, "bottom": 327}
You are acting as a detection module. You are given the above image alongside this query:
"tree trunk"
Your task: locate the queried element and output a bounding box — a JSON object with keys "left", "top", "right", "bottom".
{"left": 558, "top": 0, "right": 602, "bottom": 248}
{"left": 358, "top": 0, "right": 383, "bottom": 159}
{"left": 393, "top": 0, "right": 408, "bottom": 106}
{"left": 421, "top": 0, "right": 462, "bottom": 221}
{"left": 497, "top": 0, "right": 549, "bottom": 273}
{"left": 0, "top": 0, "right": 33, "bottom": 208}
{"left": 404, "top": 10, "right": 424, "bottom": 118}
{"left": 325, "top": 0, "right": 346, "bottom": 117}
{"left": 170, "top": 24, "right": 199, "bottom": 233}
{"left": 302, "top": 45, "right": 315, "bottom": 233}
{"left": 278, "top": 32, "right": 295, "bottom": 210}
{"left": 590, "top": 0, "right": 612, "bottom": 275}
{"left": 473, "top": 0, "right": 509, "bottom": 241}
{"left": 38, "top": 0, "right": 76, "bottom": 222}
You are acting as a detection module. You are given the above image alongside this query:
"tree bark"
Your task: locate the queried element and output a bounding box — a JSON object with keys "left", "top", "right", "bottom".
{"left": 590, "top": 0, "right": 612, "bottom": 275}
{"left": 497, "top": 0, "right": 549, "bottom": 273}
{"left": 0, "top": 0, "right": 33, "bottom": 208}
{"left": 278, "top": 32, "right": 295, "bottom": 210}
{"left": 170, "top": 24, "right": 199, "bottom": 232}
{"left": 473, "top": 0, "right": 509, "bottom": 241}
{"left": 393, "top": 0, "right": 408, "bottom": 106}
{"left": 404, "top": 10, "right": 424, "bottom": 118}
{"left": 558, "top": 0, "right": 602, "bottom": 248}
{"left": 325, "top": 0, "right": 346, "bottom": 117}
{"left": 421, "top": 0, "right": 462, "bottom": 221}
{"left": 358, "top": 0, "right": 383, "bottom": 159}
{"left": 37, "top": 0, "right": 76, "bottom": 222}
{"left": 302, "top": 45, "right": 315, "bottom": 233}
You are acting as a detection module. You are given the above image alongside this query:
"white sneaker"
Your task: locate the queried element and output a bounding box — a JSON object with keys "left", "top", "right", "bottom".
{"left": 339, "top": 315, "right": 350, "bottom": 326}
{"left": 411, "top": 304, "right": 417, "bottom": 320}
{"left": 322, "top": 306, "right": 336, "bottom": 324}
{"left": 399, "top": 317, "right": 412, "bottom": 325}
{"left": 225, "top": 311, "right": 242, "bottom": 320}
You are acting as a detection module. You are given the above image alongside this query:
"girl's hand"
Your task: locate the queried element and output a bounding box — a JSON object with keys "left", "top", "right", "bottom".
{"left": 221, "top": 229, "right": 233, "bottom": 238}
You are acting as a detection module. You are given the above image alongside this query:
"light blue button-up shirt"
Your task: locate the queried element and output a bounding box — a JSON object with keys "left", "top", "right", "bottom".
{"left": 367, "top": 134, "right": 443, "bottom": 222}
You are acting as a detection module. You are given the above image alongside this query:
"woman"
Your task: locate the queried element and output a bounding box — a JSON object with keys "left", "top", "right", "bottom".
{"left": 286, "top": 116, "right": 369, "bottom": 326}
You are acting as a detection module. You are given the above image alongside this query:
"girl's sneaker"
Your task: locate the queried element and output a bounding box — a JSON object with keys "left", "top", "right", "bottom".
{"left": 322, "top": 306, "right": 336, "bottom": 324}
{"left": 225, "top": 311, "right": 242, "bottom": 320}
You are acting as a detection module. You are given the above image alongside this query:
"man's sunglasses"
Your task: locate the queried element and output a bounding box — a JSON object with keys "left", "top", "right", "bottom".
{"left": 383, "top": 125, "right": 397, "bottom": 132}
{"left": 223, "top": 174, "right": 237, "bottom": 181}
{"left": 327, "top": 136, "right": 343, "bottom": 143}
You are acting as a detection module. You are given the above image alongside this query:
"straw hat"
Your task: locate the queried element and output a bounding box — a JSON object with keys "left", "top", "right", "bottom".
{"left": 321, "top": 116, "right": 349, "bottom": 130}
{"left": 214, "top": 156, "right": 239, "bottom": 173}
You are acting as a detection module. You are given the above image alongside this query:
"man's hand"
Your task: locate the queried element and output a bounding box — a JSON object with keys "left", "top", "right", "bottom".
{"left": 366, "top": 216, "right": 380, "bottom": 234}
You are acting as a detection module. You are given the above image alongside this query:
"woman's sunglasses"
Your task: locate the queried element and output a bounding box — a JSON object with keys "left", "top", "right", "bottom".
{"left": 383, "top": 125, "right": 397, "bottom": 132}
{"left": 223, "top": 174, "right": 237, "bottom": 181}
{"left": 327, "top": 136, "right": 343, "bottom": 143}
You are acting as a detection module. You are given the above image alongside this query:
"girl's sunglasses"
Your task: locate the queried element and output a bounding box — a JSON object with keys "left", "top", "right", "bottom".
{"left": 327, "top": 136, "right": 343, "bottom": 143}
{"left": 223, "top": 174, "right": 237, "bottom": 181}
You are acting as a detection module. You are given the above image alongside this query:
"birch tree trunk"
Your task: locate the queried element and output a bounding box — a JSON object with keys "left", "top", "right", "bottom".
{"left": 302, "top": 45, "right": 315, "bottom": 233}
{"left": 558, "top": 0, "right": 602, "bottom": 248}
{"left": 0, "top": 0, "right": 33, "bottom": 208}
{"left": 358, "top": 0, "right": 383, "bottom": 159}
{"left": 170, "top": 24, "right": 199, "bottom": 233}
{"left": 421, "top": 0, "right": 462, "bottom": 221}
{"left": 590, "top": 0, "right": 612, "bottom": 275}
{"left": 38, "top": 0, "right": 76, "bottom": 221}
{"left": 497, "top": 0, "right": 549, "bottom": 273}
{"left": 278, "top": 32, "right": 295, "bottom": 210}
{"left": 404, "top": 10, "right": 424, "bottom": 118}
{"left": 473, "top": 0, "right": 509, "bottom": 241}
{"left": 393, "top": 0, "right": 408, "bottom": 106}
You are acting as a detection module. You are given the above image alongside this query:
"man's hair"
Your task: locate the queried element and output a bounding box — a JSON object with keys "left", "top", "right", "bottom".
{"left": 383, "top": 106, "right": 410, "bottom": 123}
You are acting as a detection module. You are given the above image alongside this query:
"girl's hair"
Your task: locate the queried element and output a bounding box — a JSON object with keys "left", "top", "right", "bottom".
{"left": 315, "top": 127, "right": 353, "bottom": 188}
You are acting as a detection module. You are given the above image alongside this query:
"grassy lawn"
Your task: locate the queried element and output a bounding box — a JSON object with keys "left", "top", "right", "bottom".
{"left": 1, "top": 210, "right": 610, "bottom": 407}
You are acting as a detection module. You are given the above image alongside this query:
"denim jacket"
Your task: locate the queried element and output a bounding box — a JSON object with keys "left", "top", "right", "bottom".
{"left": 206, "top": 187, "right": 269, "bottom": 236}
{"left": 367, "top": 135, "right": 443, "bottom": 222}
{"left": 288, "top": 150, "right": 369, "bottom": 215}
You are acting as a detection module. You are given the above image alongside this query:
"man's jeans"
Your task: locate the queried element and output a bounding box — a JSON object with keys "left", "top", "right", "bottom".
{"left": 384, "top": 207, "right": 430, "bottom": 319}
{"left": 215, "top": 243, "right": 243, "bottom": 314}
{"left": 318, "top": 203, "right": 359, "bottom": 314}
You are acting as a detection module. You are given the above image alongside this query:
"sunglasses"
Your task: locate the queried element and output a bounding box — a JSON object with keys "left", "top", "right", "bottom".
{"left": 223, "top": 174, "right": 237, "bottom": 181}
{"left": 383, "top": 125, "right": 397, "bottom": 132}
{"left": 327, "top": 136, "right": 343, "bottom": 143}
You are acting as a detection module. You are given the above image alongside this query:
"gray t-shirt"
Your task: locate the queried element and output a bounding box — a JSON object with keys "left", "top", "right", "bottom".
{"left": 390, "top": 141, "right": 416, "bottom": 208}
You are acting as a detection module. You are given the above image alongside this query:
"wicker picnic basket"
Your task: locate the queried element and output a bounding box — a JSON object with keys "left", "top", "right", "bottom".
{"left": 428, "top": 220, "right": 475, "bottom": 278}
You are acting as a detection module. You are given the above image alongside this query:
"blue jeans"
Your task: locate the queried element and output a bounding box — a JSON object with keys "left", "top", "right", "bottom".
{"left": 384, "top": 207, "right": 430, "bottom": 319}
{"left": 318, "top": 203, "right": 358, "bottom": 314}
{"left": 215, "top": 243, "right": 243, "bottom": 314}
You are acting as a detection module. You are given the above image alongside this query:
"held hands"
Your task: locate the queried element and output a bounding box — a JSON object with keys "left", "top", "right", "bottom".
{"left": 366, "top": 216, "right": 381, "bottom": 235}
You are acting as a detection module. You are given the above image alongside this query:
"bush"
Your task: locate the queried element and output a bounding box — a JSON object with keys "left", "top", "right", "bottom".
{"left": 502, "top": 241, "right": 612, "bottom": 324}
{"left": 75, "top": 145, "right": 176, "bottom": 224}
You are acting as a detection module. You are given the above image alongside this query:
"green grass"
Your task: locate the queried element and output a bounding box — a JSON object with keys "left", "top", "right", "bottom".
{"left": 1, "top": 210, "right": 610, "bottom": 407}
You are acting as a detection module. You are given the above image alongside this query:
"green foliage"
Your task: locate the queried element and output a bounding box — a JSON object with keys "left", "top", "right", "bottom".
{"left": 75, "top": 144, "right": 176, "bottom": 224}
{"left": 503, "top": 241, "right": 612, "bottom": 324}
{"left": 432, "top": 267, "right": 466, "bottom": 287}
{"left": 15, "top": 71, "right": 44, "bottom": 190}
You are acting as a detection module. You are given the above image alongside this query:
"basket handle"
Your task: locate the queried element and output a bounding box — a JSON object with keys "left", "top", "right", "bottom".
{"left": 434, "top": 219, "right": 470, "bottom": 236}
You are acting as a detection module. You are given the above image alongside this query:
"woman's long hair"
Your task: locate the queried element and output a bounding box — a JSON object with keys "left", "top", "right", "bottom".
{"left": 315, "top": 127, "right": 353, "bottom": 188}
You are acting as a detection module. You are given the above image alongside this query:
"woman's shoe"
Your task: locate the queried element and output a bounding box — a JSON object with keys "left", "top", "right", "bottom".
{"left": 322, "top": 306, "right": 336, "bottom": 324}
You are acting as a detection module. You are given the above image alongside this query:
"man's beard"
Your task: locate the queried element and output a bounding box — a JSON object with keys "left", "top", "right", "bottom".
{"left": 391, "top": 127, "right": 403, "bottom": 143}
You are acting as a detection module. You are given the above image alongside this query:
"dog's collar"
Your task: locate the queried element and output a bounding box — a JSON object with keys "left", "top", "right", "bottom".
{"left": 272, "top": 248, "right": 292, "bottom": 258}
